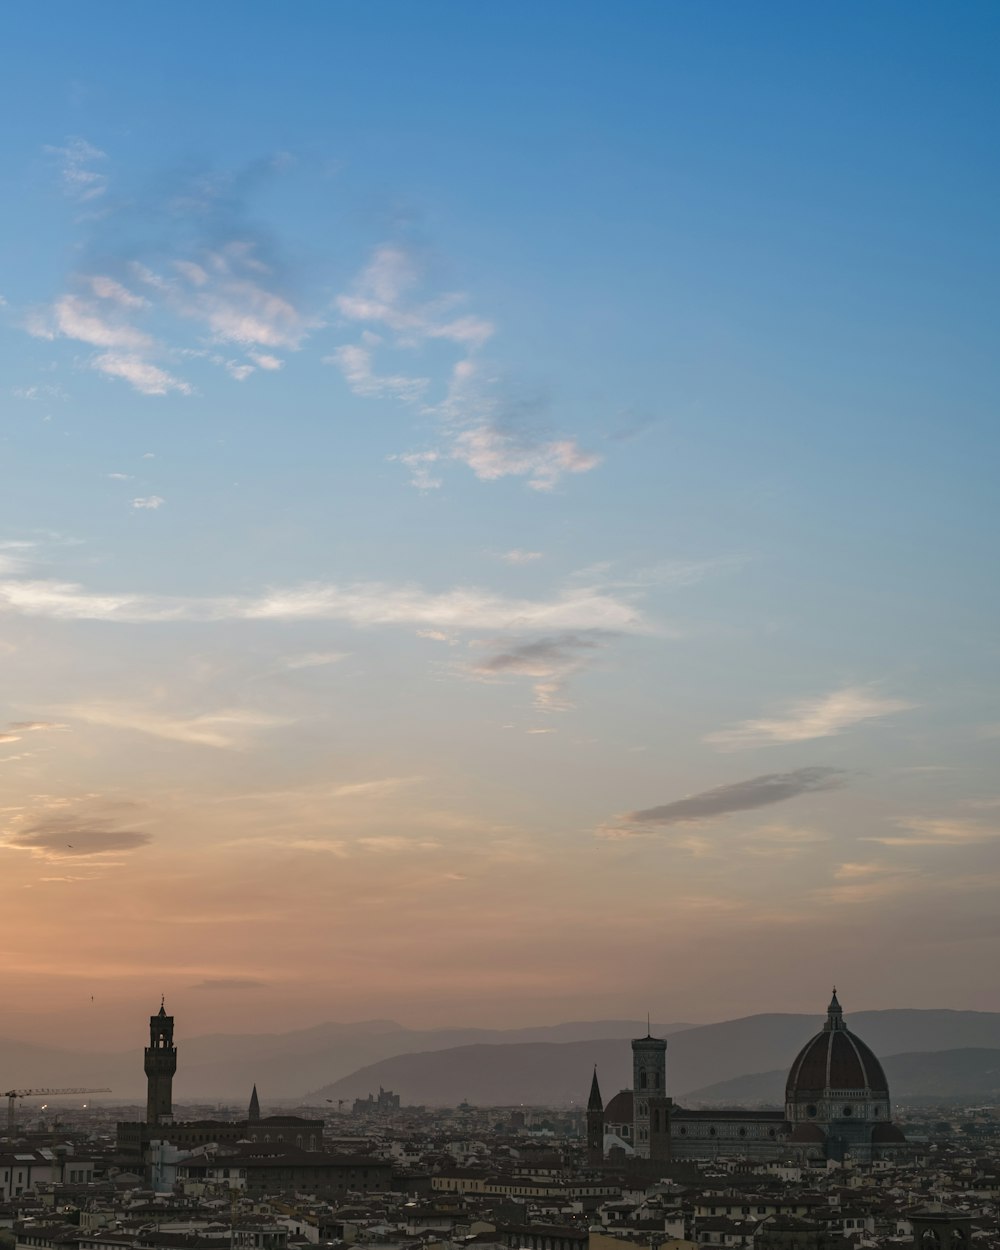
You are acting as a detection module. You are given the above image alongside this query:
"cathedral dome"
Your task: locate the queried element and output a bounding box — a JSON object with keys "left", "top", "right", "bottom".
{"left": 604, "top": 1090, "right": 634, "bottom": 1124}
{"left": 785, "top": 990, "right": 889, "bottom": 1100}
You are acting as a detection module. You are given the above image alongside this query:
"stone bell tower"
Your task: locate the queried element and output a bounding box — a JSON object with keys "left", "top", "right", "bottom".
{"left": 631, "top": 1026, "right": 667, "bottom": 1158}
{"left": 144, "top": 998, "right": 177, "bottom": 1126}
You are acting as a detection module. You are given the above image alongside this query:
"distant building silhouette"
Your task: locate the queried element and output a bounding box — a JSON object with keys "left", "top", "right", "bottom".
{"left": 144, "top": 999, "right": 177, "bottom": 1127}
{"left": 118, "top": 1001, "right": 323, "bottom": 1174}
{"left": 353, "top": 1085, "right": 401, "bottom": 1114}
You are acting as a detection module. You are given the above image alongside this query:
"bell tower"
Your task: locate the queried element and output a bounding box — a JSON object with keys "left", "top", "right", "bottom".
{"left": 631, "top": 1026, "right": 667, "bottom": 1158}
{"left": 144, "top": 998, "right": 177, "bottom": 1127}
{"left": 586, "top": 1067, "right": 604, "bottom": 1166}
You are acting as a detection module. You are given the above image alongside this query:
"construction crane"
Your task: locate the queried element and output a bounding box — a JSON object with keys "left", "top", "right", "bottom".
{"left": 4, "top": 1088, "right": 112, "bottom": 1134}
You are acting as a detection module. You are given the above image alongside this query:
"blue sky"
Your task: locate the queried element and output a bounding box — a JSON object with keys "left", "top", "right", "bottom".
{"left": 1, "top": 1, "right": 999, "bottom": 1044}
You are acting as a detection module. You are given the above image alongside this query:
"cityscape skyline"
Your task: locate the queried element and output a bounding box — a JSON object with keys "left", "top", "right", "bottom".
{"left": 2, "top": 1, "right": 1000, "bottom": 1044}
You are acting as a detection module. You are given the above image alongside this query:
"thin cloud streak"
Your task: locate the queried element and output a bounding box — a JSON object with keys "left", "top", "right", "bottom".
{"left": 864, "top": 817, "right": 1000, "bottom": 847}
{"left": 705, "top": 686, "right": 915, "bottom": 750}
{"left": 0, "top": 576, "right": 643, "bottom": 632}
{"left": 53, "top": 703, "right": 292, "bottom": 749}
{"left": 608, "top": 767, "right": 848, "bottom": 831}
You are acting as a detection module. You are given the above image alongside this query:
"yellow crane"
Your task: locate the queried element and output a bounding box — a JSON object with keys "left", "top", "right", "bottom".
{"left": 4, "top": 1087, "right": 112, "bottom": 1133}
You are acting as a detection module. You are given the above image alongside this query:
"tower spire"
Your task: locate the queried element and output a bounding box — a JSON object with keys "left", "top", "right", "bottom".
{"left": 824, "top": 986, "right": 844, "bottom": 1031}
{"left": 588, "top": 1066, "right": 603, "bottom": 1112}
{"left": 248, "top": 1083, "right": 261, "bottom": 1123}
{"left": 585, "top": 1065, "right": 604, "bottom": 1166}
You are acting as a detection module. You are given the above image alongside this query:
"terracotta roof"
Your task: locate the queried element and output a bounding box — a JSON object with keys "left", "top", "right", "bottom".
{"left": 785, "top": 997, "right": 888, "bottom": 1098}
{"left": 603, "top": 1091, "right": 634, "bottom": 1124}
{"left": 871, "top": 1122, "right": 907, "bottom": 1143}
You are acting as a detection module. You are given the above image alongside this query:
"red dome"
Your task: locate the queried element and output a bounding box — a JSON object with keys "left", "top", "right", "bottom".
{"left": 790, "top": 1123, "right": 826, "bottom": 1143}
{"left": 604, "top": 1090, "right": 634, "bottom": 1124}
{"left": 786, "top": 991, "right": 889, "bottom": 1099}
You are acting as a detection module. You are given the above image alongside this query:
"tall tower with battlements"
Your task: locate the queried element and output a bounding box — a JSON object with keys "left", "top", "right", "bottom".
{"left": 144, "top": 999, "right": 177, "bottom": 1127}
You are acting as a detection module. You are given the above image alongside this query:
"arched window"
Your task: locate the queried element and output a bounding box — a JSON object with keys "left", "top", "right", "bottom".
{"left": 640, "top": 1071, "right": 647, "bottom": 1089}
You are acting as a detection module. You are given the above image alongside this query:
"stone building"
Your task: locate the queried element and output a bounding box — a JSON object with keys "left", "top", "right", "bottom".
{"left": 587, "top": 990, "right": 907, "bottom": 1165}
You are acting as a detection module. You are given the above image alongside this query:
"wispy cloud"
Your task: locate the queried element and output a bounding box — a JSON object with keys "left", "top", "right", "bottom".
{"left": 45, "top": 137, "right": 108, "bottom": 202}
{"left": 0, "top": 542, "right": 37, "bottom": 576}
{"left": 330, "top": 341, "right": 429, "bottom": 401}
{"left": 27, "top": 150, "right": 314, "bottom": 394}
{"left": 500, "top": 549, "right": 543, "bottom": 565}
{"left": 0, "top": 574, "right": 642, "bottom": 633}
{"left": 449, "top": 418, "right": 600, "bottom": 491}
{"left": 0, "top": 798, "right": 152, "bottom": 862}
{"left": 812, "top": 860, "right": 919, "bottom": 905}
{"left": 336, "top": 245, "right": 494, "bottom": 349}
{"left": 473, "top": 630, "right": 613, "bottom": 709}
{"left": 131, "top": 495, "right": 165, "bottom": 510}
{"left": 0, "top": 720, "right": 68, "bottom": 745}
{"left": 282, "top": 651, "right": 349, "bottom": 670}
{"left": 54, "top": 703, "right": 292, "bottom": 749}
{"left": 27, "top": 287, "right": 191, "bottom": 396}
{"left": 705, "top": 686, "right": 914, "bottom": 750}
{"left": 864, "top": 817, "right": 1000, "bottom": 847}
{"left": 165, "top": 242, "right": 311, "bottom": 351}
{"left": 12, "top": 383, "right": 69, "bottom": 402}
{"left": 390, "top": 450, "right": 442, "bottom": 491}
{"left": 431, "top": 357, "right": 600, "bottom": 490}
{"left": 738, "top": 823, "right": 829, "bottom": 858}
{"left": 34, "top": 292, "right": 151, "bottom": 350}
{"left": 606, "top": 767, "right": 848, "bottom": 832}
{"left": 332, "top": 244, "right": 600, "bottom": 491}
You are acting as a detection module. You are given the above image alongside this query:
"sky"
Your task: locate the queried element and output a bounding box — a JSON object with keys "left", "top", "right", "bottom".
{"left": 1, "top": 0, "right": 1000, "bottom": 1051}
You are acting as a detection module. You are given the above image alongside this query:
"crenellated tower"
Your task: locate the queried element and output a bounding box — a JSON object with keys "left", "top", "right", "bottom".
{"left": 144, "top": 998, "right": 177, "bottom": 1127}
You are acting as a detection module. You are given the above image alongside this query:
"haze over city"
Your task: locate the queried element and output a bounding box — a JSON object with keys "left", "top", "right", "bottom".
{"left": 2, "top": 1, "right": 999, "bottom": 1051}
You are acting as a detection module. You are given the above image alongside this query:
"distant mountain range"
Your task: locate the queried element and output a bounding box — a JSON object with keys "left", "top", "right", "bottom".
{"left": 308, "top": 1010, "right": 1000, "bottom": 1106}
{"left": 0, "top": 1018, "right": 690, "bottom": 1102}
{"left": 5, "top": 1009, "right": 1000, "bottom": 1107}
{"left": 684, "top": 1047, "right": 1000, "bottom": 1105}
